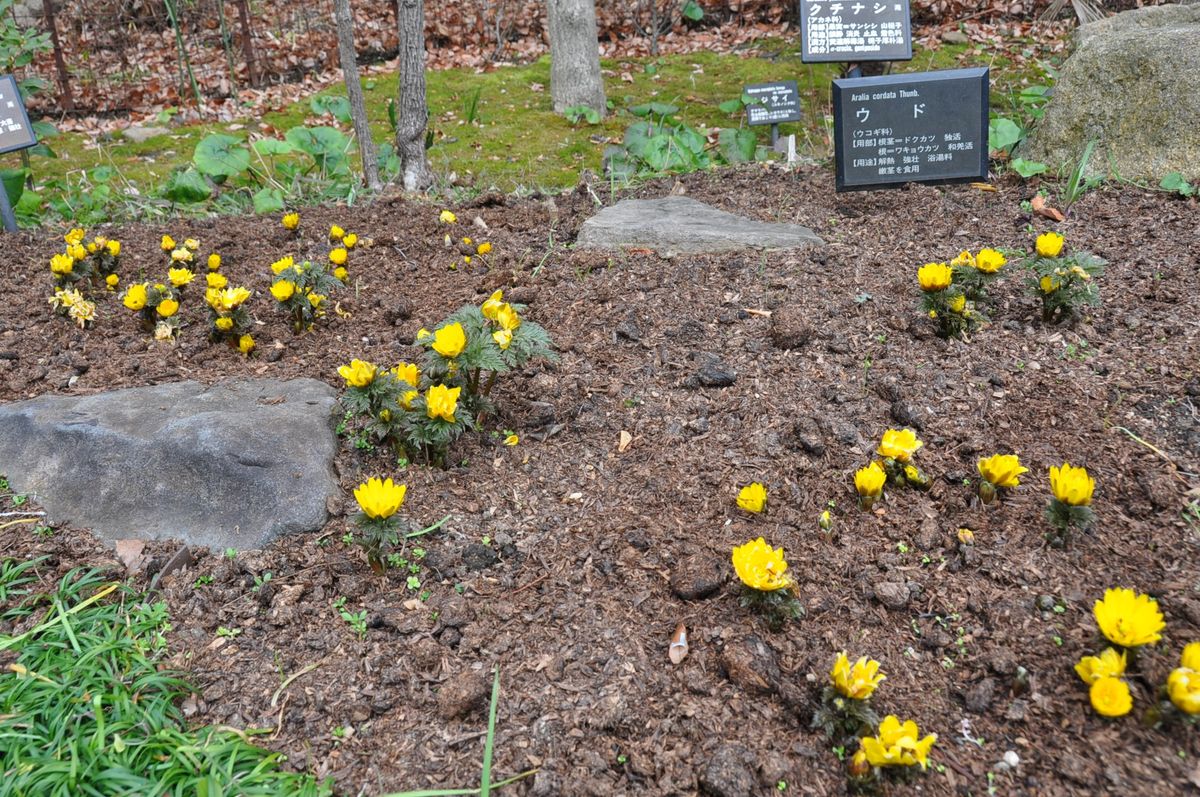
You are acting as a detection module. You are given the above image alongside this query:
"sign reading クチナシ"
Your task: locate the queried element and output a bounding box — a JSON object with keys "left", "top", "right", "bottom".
{"left": 743, "top": 81, "right": 802, "bottom": 127}
{"left": 831, "top": 67, "right": 988, "bottom": 192}
{"left": 800, "top": 0, "right": 913, "bottom": 63}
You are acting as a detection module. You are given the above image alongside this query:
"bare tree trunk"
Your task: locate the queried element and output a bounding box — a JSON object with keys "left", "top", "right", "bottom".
{"left": 396, "top": 0, "right": 433, "bottom": 191}
{"left": 546, "top": 0, "right": 606, "bottom": 116}
{"left": 333, "top": 0, "right": 381, "bottom": 191}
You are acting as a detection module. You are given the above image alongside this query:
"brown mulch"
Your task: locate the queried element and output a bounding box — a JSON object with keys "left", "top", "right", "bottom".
{"left": 1, "top": 165, "right": 1199, "bottom": 796}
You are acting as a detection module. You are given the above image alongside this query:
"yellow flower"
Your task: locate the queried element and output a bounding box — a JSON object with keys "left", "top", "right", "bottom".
{"left": 461, "top": 236, "right": 472, "bottom": 246}
{"left": 215, "top": 317, "right": 234, "bottom": 332}
{"left": 238, "top": 335, "right": 255, "bottom": 355}
{"left": 1168, "top": 666, "right": 1200, "bottom": 715}
{"left": 354, "top": 477, "right": 407, "bottom": 520}
{"left": 65, "top": 243, "right": 85, "bottom": 260}
{"left": 343, "top": 233, "right": 358, "bottom": 249}
{"left": 476, "top": 241, "right": 492, "bottom": 255}
{"left": 207, "top": 253, "right": 221, "bottom": 271}
{"left": 426, "top": 384, "right": 461, "bottom": 423}
{"left": 1183, "top": 642, "right": 1200, "bottom": 671}
{"left": 432, "top": 323, "right": 467, "bottom": 358}
{"left": 504, "top": 434, "right": 519, "bottom": 446}
{"left": 1093, "top": 587, "right": 1165, "bottom": 648}
{"left": 731, "top": 537, "right": 790, "bottom": 591}
{"left": 415, "top": 327, "right": 433, "bottom": 343}
{"left": 106, "top": 240, "right": 121, "bottom": 257}
{"left": 282, "top": 212, "right": 299, "bottom": 230}
{"left": 878, "top": 429, "right": 922, "bottom": 463}
{"left": 337, "top": 359, "right": 377, "bottom": 388}
{"left": 271, "top": 256, "right": 295, "bottom": 275}
{"left": 854, "top": 461, "right": 886, "bottom": 498}
{"left": 1089, "top": 677, "right": 1132, "bottom": 717}
{"left": 439, "top": 209, "right": 456, "bottom": 224}
{"left": 333, "top": 266, "right": 348, "bottom": 282}
{"left": 168, "top": 267, "right": 195, "bottom": 287}
{"left": 86, "top": 242, "right": 98, "bottom": 254}
{"left": 307, "top": 293, "right": 326, "bottom": 310}
{"left": 392, "top": 362, "right": 420, "bottom": 387}
{"left": 737, "top": 482, "right": 767, "bottom": 513}
{"left": 859, "top": 716, "right": 936, "bottom": 769}
{"left": 949, "top": 250, "right": 975, "bottom": 269}
{"left": 207, "top": 272, "right": 228, "bottom": 289}
{"left": 831, "top": 652, "right": 885, "bottom": 700}
{"left": 917, "top": 262, "right": 953, "bottom": 292}
{"left": 493, "top": 329, "right": 512, "bottom": 350}
{"left": 481, "top": 290, "right": 505, "bottom": 320}
{"left": 123, "top": 283, "right": 148, "bottom": 310}
{"left": 50, "top": 254, "right": 74, "bottom": 275}
{"left": 183, "top": 238, "right": 199, "bottom": 251}
{"left": 462, "top": 255, "right": 472, "bottom": 265}
{"left": 1036, "top": 232, "right": 1064, "bottom": 258}
{"left": 1049, "top": 463, "right": 1094, "bottom": 506}
{"left": 161, "top": 235, "right": 175, "bottom": 251}
{"left": 270, "top": 280, "right": 296, "bottom": 302}
{"left": 495, "top": 304, "right": 521, "bottom": 332}
{"left": 947, "top": 293, "right": 966, "bottom": 314}
{"left": 105, "top": 274, "right": 120, "bottom": 289}
{"left": 170, "top": 248, "right": 193, "bottom": 263}
{"left": 208, "top": 286, "right": 251, "bottom": 311}
{"left": 64, "top": 227, "right": 85, "bottom": 246}
{"left": 975, "top": 248, "right": 1006, "bottom": 273}
{"left": 329, "top": 247, "right": 348, "bottom": 266}
{"left": 156, "top": 298, "right": 179, "bottom": 318}
{"left": 399, "top": 389, "right": 419, "bottom": 410}
{"left": 1040, "top": 275, "right": 1059, "bottom": 294}
{"left": 329, "top": 224, "right": 345, "bottom": 241}
{"left": 1074, "top": 648, "right": 1127, "bottom": 685}
{"left": 977, "top": 454, "right": 1028, "bottom": 489}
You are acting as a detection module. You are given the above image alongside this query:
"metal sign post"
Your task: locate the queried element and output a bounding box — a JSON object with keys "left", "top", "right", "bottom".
{"left": 0, "top": 74, "right": 40, "bottom": 232}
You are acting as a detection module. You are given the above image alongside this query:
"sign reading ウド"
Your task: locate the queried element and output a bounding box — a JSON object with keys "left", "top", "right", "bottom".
{"left": 743, "top": 81, "right": 802, "bottom": 126}
{"left": 800, "top": 0, "right": 913, "bottom": 63}
{"left": 831, "top": 67, "right": 989, "bottom": 192}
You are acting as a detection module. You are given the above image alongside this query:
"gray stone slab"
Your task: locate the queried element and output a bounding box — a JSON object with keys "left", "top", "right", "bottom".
{"left": 0, "top": 378, "right": 339, "bottom": 550}
{"left": 576, "top": 196, "right": 824, "bottom": 255}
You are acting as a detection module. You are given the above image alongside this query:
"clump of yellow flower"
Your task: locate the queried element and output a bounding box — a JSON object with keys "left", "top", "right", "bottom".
{"left": 123, "top": 283, "right": 148, "bottom": 311}
{"left": 329, "top": 247, "right": 348, "bottom": 266}
{"left": 282, "top": 212, "right": 299, "bottom": 230}
{"left": 338, "top": 359, "right": 377, "bottom": 388}
{"left": 431, "top": 322, "right": 467, "bottom": 358}
{"left": 393, "top": 362, "right": 420, "bottom": 387}
{"left": 1074, "top": 648, "right": 1126, "bottom": 685}
{"left": 1036, "top": 232, "right": 1064, "bottom": 258}
{"left": 857, "top": 716, "right": 936, "bottom": 769}
{"left": 975, "top": 248, "right": 1006, "bottom": 273}
{"left": 170, "top": 248, "right": 193, "bottom": 263}
{"left": 736, "top": 482, "right": 767, "bottom": 513}
{"left": 1089, "top": 677, "right": 1132, "bottom": 717}
{"left": 353, "top": 477, "right": 407, "bottom": 520}
{"left": 271, "top": 256, "right": 295, "bottom": 275}
{"left": 426, "top": 384, "right": 461, "bottom": 422}
{"left": 917, "top": 262, "right": 952, "bottom": 292}
{"left": 878, "top": 428, "right": 922, "bottom": 463}
{"left": 207, "top": 272, "right": 228, "bottom": 289}
{"left": 270, "top": 280, "right": 296, "bottom": 302}
{"left": 238, "top": 335, "right": 255, "bottom": 355}
{"left": 1167, "top": 643, "right": 1200, "bottom": 715}
{"left": 105, "top": 274, "right": 119, "bottom": 289}
{"left": 207, "top": 253, "right": 222, "bottom": 271}
{"left": 439, "top": 209, "right": 456, "bottom": 224}
{"left": 64, "top": 227, "right": 85, "bottom": 246}
{"left": 50, "top": 253, "right": 74, "bottom": 276}
{"left": 977, "top": 454, "right": 1027, "bottom": 489}
{"left": 1049, "top": 463, "right": 1093, "bottom": 506}
{"left": 854, "top": 461, "right": 886, "bottom": 507}
{"left": 160, "top": 235, "right": 175, "bottom": 251}
{"left": 343, "top": 233, "right": 358, "bottom": 249}
{"left": 1093, "top": 587, "right": 1164, "bottom": 648}
{"left": 206, "top": 286, "right": 252, "bottom": 312}
{"left": 156, "top": 298, "right": 179, "bottom": 318}
{"left": 831, "top": 652, "right": 885, "bottom": 700}
{"left": 731, "top": 538, "right": 790, "bottom": 592}
{"left": 329, "top": 225, "right": 345, "bottom": 241}
{"left": 167, "top": 267, "right": 195, "bottom": 287}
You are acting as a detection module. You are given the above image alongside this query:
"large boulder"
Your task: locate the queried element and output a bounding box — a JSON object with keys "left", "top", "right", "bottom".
{"left": 1021, "top": 3, "right": 1200, "bottom": 181}
{"left": 576, "top": 196, "right": 824, "bottom": 255}
{"left": 0, "top": 378, "right": 339, "bottom": 550}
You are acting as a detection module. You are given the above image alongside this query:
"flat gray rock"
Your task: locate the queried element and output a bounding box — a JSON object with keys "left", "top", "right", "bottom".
{"left": 121, "top": 125, "right": 172, "bottom": 143}
{"left": 576, "top": 196, "right": 823, "bottom": 255}
{"left": 1021, "top": 4, "right": 1200, "bottom": 181}
{"left": 0, "top": 378, "right": 339, "bottom": 550}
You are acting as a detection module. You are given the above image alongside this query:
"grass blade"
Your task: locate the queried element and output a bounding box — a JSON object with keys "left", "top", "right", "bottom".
{"left": 480, "top": 666, "right": 501, "bottom": 797}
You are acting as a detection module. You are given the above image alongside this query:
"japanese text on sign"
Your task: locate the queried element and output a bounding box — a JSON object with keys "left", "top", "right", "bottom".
{"left": 743, "top": 81, "right": 802, "bottom": 126}
{"left": 800, "top": 0, "right": 913, "bottom": 63}
{"left": 832, "top": 67, "right": 988, "bottom": 191}
{"left": 0, "top": 75, "right": 36, "bottom": 155}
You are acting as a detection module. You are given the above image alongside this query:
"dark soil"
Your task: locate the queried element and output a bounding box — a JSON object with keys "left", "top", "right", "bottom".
{"left": 2, "top": 165, "right": 1199, "bottom": 796}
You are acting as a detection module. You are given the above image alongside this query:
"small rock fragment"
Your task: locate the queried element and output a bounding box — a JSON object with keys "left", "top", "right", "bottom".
{"left": 873, "top": 581, "right": 909, "bottom": 610}
{"left": 436, "top": 670, "right": 491, "bottom": 720}
{"left": 700, "top": 744, "right": 755, "bottom": 797}
{"left": 670, "top": 554, "right": 726, "bottom": 600}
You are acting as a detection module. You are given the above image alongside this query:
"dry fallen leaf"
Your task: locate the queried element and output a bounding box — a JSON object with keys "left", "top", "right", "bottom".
{"left": 669, "top": 622, "right": 689, "bottom": 664}
{"left": 969, "top": 182, "right": 997, "bottom": 192}
{"left": 1031, "top": 194, "right": 1065, "bottom": 222}
{"left": 618, "top": 430, "right": 633, "bottom": 452}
